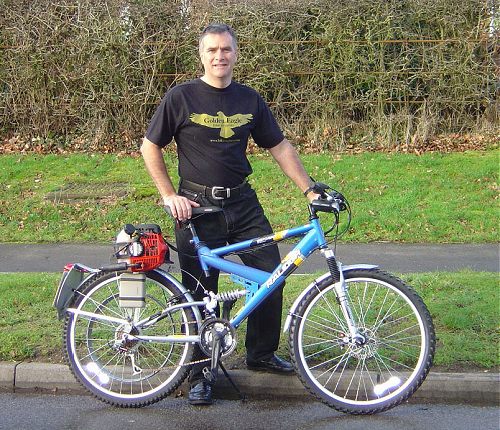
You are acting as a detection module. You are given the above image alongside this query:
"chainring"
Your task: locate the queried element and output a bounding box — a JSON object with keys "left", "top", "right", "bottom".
{"left": 198, "top": 318, "right": 237, "bottom": 358}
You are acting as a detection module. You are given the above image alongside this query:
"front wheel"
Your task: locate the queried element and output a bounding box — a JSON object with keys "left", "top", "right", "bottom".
{"left": 289, "top": 269, "right": 435, "bottom": 414}
{"left": 63, "top": 270, "right": 198, "bottom": 407}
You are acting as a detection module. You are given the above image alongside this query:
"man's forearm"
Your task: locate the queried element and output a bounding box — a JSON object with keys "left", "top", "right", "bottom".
{"left": 269, "top": 139, "right": 314, "bottom": 194}
{"left": 141, "top": 138, "right": 199, "bottom": 220}
{"left": 140, "top": 138, "right": 177, "bottom": 199}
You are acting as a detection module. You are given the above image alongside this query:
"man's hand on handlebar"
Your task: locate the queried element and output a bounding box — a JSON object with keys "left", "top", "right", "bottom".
{"left": 306, "top": 191, "right": 322, "bottom": 203}
{"left": 163, "top": 194, "right": 200, "bottom": 222}
{"left": 305, "top": 181, "right": 349, "bottom": 212}
{"left": 304, "top": 181, "right": 328, "bottom": 203}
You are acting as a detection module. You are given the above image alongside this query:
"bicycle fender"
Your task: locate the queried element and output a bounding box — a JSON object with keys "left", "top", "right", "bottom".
{"left": 151, "top": 268, "right": 203, "bottom": 328}
{"left": 283, "top": 264, "right": 378, "bottom": 332}
{"left": 53, "top": 263, "right": 100, "bottom": 320}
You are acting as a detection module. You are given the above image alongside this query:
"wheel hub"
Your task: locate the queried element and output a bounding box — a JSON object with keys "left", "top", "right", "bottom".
{"left": 348, "top": 328, "right": 378, "bottom": 359}
{"left": 114, "top": 323, "right": 141, "bottom": 353}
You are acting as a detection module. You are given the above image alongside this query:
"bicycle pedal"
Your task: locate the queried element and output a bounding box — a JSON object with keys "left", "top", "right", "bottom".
{"left": 202, "top": 366, "right": 216, "bottom": 383}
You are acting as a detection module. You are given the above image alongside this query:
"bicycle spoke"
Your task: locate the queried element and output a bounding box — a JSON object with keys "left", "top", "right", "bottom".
{"left": 302, "top": 314, "right": 345, "bottom": 335}
{"left": 373, "top": 349, "right": 415, "bottom": 372}
{"left": 65, "top": 272, "right": 196, "bottom": 403}
{"left": 291, "top": 270, "right": 434, "bottom": 412}
{"left": 317, "top": 294, "right": 350, "bottom": 333}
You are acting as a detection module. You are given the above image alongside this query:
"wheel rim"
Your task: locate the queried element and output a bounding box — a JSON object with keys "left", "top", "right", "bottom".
{"left": 68, "top": 276, "right": 193, "bottom": 399}
{"left": 296, "top": 277, "right": 429, "bottom": 406}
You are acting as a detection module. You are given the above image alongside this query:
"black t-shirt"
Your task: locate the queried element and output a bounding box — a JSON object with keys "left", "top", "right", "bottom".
{"left": 145, "top": 79, "right": 284, "bottom": 187}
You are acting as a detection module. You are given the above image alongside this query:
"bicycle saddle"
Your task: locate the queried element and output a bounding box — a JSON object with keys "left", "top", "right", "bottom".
{"left": 164, "top": 206, "right": 223, "bottom": 218}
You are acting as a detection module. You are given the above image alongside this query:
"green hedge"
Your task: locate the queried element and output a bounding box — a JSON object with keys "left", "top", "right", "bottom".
{"left": 0, "top": 0, "right": 497, "bottom": 152}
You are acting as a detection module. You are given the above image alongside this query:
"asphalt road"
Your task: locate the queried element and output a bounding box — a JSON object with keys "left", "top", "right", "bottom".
{"left": 0, "top": 392, "right": 498, "bottom": 430}
{"left": 0, "top": 242, "right": 498, "bottom": 273}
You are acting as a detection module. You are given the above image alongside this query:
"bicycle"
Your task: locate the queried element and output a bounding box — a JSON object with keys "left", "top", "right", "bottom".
{"left": 54, "top": 182, "right": 435, "bottom": 414}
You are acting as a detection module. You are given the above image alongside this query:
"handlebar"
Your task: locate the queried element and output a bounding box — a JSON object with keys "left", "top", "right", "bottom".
{"left": 306, "top": 182, "right": 351, "bottom": 239}
{"left": 308, "top": 182, "right": 348, "bottom": 215}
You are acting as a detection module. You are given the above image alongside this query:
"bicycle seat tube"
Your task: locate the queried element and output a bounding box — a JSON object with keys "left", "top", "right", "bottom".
{"left": 186, "top": 220, "right": 212, "bottom": 278}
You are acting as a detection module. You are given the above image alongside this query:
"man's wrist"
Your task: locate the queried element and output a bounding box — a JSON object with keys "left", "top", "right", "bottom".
{"left": 162, "top": 193, "right": 177, "bottom": 203}
{"left": 303, "top": 185, "right": 316, "bottom": 197}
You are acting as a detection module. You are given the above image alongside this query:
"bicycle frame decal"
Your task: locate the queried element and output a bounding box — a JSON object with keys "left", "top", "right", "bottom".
{"left": 264, "top": 248, "right": 304, "bottom": 288}
{"left": 195, "top": 218, "right": 328, "bottom": 328}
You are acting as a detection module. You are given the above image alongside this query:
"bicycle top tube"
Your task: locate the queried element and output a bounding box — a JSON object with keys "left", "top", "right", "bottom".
{"left": 192, "top": 217, "right": 328, "bottom": 328}
{"left": 212, "top": 223, "right": 316, "bottom": 257}
{"left": 194, "top": 219, "right": 326, "bottom": 274}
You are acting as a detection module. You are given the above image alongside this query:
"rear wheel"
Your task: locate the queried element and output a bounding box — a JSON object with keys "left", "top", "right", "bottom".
{"left": 289, "top": 269, "right": 435, "bottom": 414}
{"left": 63, "top": 270, "right": 198, "bottom": 407}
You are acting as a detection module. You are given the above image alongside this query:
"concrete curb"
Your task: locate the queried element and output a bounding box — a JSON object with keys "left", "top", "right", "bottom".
{"left": 1, "top": 362, "right": 498, "bottom": 406}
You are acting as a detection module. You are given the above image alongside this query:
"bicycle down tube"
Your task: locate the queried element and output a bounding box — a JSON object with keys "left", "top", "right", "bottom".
{"left": 194, "top": 217, "right": 328, "bottom": 328}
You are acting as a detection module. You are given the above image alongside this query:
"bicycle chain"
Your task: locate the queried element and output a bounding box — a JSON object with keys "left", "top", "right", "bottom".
{"left": 182, "top": 357, "right": 211, "bottom": 366}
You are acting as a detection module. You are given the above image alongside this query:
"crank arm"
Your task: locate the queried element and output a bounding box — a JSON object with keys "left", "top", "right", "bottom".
{"left": 207, "top": 334, "right": 222, "bottom": 384}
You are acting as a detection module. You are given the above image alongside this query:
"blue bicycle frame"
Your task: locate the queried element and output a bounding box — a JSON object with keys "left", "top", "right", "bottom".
{"left": 191, "top": 217, "right": 328, "bottom": 328}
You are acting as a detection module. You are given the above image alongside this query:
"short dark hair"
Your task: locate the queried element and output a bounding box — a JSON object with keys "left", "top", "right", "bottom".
{"left": 199, "top": 23, "right": 238, "bottom": 51}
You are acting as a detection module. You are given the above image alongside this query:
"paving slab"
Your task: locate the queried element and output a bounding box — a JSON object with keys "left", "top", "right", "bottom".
{"left": 14, "top": 362, "right": 79, "bottom": 393}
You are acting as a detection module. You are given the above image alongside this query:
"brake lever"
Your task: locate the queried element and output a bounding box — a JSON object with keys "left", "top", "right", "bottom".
{"left": 330, "top": 191, "right": 347, "bottom": 211}
{"left": 312, "top": 182, "right": 331, "bottom": 197}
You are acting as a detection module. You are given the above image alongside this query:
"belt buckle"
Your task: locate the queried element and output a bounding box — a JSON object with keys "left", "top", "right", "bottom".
{"left": 211, "top": 186, "right": 230, "bottom": 200}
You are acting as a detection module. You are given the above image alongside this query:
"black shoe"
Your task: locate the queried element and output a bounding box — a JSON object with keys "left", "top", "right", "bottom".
{"left": 188, "top": 381, "right": 213, "bottom": 406}
{"left": 246, "top": 354, "right": 294, "bottom": 374}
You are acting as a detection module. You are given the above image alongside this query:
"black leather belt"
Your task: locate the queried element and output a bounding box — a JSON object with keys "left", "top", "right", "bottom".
{"left": 180, "top": 179, "right": 248, "bottom": 200}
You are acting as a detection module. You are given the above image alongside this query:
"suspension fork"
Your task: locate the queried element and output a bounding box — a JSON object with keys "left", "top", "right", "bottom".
{"left": 322, "top": 248, "right": 365, "bottom": 344}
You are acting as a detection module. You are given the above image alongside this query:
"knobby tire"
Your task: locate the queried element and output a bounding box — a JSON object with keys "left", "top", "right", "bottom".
{"left": 63, "top": 270, "right": 197, "bottom": 407}
{"left": 289, "top": 269, "right": 435, "bottom": 414}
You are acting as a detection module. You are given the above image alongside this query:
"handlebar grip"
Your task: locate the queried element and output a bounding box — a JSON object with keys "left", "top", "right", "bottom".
{"left": 311, "top": 199, "right": 340, "bottom": 214}
{"left": 99, "top": 263, "right": 129, "bottom": 272}
{"left": 124, "top": 224, "right": 136, "bottom": 235}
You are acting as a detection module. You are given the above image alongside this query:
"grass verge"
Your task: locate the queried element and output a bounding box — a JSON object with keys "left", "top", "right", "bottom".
{"left": 0, "top": 150, "right": 498, "bottom": 243}
{"left": 0, "top": 270, "right": 497, "bottom": 370}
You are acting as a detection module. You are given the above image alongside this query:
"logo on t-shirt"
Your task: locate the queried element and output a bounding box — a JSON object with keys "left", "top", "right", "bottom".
{"left": 189, "top": 111, "right": 253, "bottom": 138}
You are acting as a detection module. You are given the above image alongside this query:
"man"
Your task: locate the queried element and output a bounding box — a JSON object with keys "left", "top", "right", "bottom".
{"left": 141, "top": 23, "right": 319, "bottom": 405}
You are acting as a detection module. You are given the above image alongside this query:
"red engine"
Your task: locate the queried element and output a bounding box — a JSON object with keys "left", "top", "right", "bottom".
{"left": 115, "top": 224, "right": 169, "bottom": 272}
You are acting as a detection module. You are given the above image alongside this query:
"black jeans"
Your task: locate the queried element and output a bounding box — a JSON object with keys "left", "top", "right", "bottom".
{"left": 175, "top": 183, "right": 283, "bottom": 385}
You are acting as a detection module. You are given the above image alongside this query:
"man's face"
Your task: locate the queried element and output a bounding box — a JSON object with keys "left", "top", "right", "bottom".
{"left": 199, "top": 31, "right": 237, "bottom": 86}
